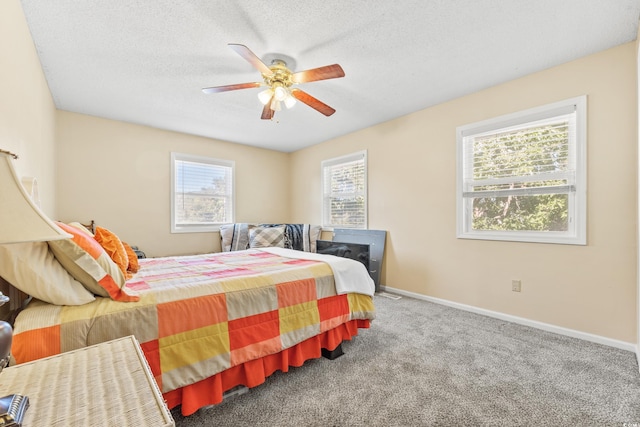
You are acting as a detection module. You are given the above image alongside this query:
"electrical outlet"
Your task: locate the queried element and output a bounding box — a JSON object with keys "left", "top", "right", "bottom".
{"left": 512, "top": 280, "right": 522, "bottom": 292}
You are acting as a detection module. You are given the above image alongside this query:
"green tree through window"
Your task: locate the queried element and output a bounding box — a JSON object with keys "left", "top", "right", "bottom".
{"left": 457, "top": 96, "right": 586, "bottom": 245}
{"left": 471, "top": 124, "right": 569, "bottom": 231}
{"left": 175, "top": 174, "right": 230, "bottom": 224}
{"left": 171, "top": 153, "right": 234, "bottom": 233}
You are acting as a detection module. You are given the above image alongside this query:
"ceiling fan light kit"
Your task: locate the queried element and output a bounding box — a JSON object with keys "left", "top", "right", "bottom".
{"left": 257, "top": 88, "right": 274, "bottom": 105}
{"left": 258, "top": 75, "right": 297, "bottom": 111}
{"left": 202, "top": 44, "right": 345, "bottom": 120}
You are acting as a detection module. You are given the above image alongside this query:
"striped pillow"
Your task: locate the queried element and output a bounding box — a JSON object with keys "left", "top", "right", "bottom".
{"left": 219, "top": 223, "right": 250, "bottom": 252}
{"left": 48, "top": 222, "right": 139, "bottom": 302}
{"left": 0, "top": 242, "right": 95, "bottom": 306}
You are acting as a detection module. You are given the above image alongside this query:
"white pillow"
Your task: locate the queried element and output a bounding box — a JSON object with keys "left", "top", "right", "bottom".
{"left": 0, "top": 242, "right": 95, "bottom": 306}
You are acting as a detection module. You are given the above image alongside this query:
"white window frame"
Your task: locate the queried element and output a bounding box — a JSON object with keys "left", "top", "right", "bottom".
{"left": 171, "top": 152, "right": 235, "bottom": 233}
{"left": 456, "top": 96, "right": 587, "bottom": 245}
{"left": 321, "top": 150, "right": 368, "bottom": 229}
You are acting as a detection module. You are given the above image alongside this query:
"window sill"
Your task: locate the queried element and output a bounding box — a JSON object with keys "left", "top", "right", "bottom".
{"left": 457, "top": 230, "right": 586, "bottom": 245}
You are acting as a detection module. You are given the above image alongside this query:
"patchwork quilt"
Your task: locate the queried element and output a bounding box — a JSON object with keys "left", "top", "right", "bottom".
{"left": 11, "top": 249, "right": 376, "bottom": 395}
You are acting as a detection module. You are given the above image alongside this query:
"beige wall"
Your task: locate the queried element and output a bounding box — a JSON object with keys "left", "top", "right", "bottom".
{"left": 0, "top": 0, "right": 58, "bottom": 216}
{"left": 291, "top": 42, "right": 638, "bottom": 343}
{"left": 56, "top": 112, "right": 291, "bottom": 257}
{"left": 4, "top": 0, "right": 638, "bottom": 344}
{"left": 636, "top": 24, "right": 640, "bottom": 358}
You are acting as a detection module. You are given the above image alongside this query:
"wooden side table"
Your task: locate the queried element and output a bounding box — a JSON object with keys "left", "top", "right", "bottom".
{"left": 0, "top": 336, "right": 174, "bottom": 426}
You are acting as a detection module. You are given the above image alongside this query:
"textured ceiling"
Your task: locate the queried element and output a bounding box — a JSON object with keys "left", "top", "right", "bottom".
{"left": 19, "top": 0, "right": 640, "bottom": 152}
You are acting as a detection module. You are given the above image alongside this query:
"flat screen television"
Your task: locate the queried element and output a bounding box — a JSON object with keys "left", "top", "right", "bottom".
{"left": 316, "top": 240, "right": 370, "bottom": 273}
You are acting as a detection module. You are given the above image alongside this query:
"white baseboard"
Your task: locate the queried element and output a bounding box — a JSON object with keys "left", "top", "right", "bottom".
{"left": 381, "top": 285, "right": 637, "bottom": 353}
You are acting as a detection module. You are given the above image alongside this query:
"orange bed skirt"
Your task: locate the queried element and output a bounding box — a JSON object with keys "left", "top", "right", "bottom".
{"left": 165, "top": 319, "right": 370, "bottom": 416}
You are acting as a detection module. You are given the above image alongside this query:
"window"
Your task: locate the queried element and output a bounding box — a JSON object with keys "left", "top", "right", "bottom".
{"left": 456, "top": 96, "right": 586, "bottom": 245}
{"left": 322, "top": 151, "right": 367, "bottom": 229}
{"left": 171, "top": 152, "right": 234, "bottom": 233}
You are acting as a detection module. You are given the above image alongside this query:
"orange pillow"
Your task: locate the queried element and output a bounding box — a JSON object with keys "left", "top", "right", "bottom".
{"left": 94, "top": 226, "right": 130, "bottom": 280}
{"left": 122, "top": 242, "right": 140, "bottom": 274}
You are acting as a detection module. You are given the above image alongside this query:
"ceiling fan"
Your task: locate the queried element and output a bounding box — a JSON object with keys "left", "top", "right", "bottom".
{"left": 202, "top": 44, "right": 345, "bottom": 120}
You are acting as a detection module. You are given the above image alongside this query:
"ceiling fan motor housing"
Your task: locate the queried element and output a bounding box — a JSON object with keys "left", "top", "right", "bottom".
{"left": 263, "top": 60, "right": 294, "bottom": 90}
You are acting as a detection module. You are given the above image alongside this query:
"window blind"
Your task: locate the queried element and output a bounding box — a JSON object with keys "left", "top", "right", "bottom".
{"left": 462, "top": 112, "right": 576, "bottom": 199}
{"left": 322, "top": 151, "right": 367, "bottom": 229}
{"left": 173, "top": 153, "right": 234, "bottom": 229}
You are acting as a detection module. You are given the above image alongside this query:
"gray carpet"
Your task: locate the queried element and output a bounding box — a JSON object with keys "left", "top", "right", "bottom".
{"left": 172, "top": 294, "right": 640, "bottom": 426}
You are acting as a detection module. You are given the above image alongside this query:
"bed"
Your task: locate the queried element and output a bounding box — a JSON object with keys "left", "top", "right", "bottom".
{"left": 4, "top": 227, "right": 376, "bottom": 416}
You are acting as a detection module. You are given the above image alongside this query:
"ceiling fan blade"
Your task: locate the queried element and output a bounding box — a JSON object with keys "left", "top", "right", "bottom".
{"left": 202, "top": 82, "right": 262, "bottom": 94}
{"left": 261, "top": 95, "right": 275, "bottom": 120}
{"left": 291, "top": 64, "right": 345, "bottom": 84}
{"left": 228, "top": 43, "right": 273, "bottom": 76}
{"left": 290, "top": 89, "right": 336, "bottom": 116}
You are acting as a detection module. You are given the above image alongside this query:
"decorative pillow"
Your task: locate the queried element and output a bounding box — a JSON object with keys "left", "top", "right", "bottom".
{"left": 48, "top": 222, "right": 138, "bottom": 302}
{"left": 259, "top": 224, "right": 322, "bottom": 252}
{"left": 94, "top": 226, "right": 130, "bottom": 279}
{"left": 308, "top": 224, "right": 322, "bottom": 252}
{"left": 122, "top": 242, "right": 140, "bottom": 274}
{"left": 249, "top": 225, "right": 285, "bottom": 248}
{"left": 0, "top": 242, "right": 95, "bottom": 305}
{"left": 219, "top": 223, "right": 250, "bottom": 252}
{"left": 284, "top": 224, "right": 322, "bottom": 253}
